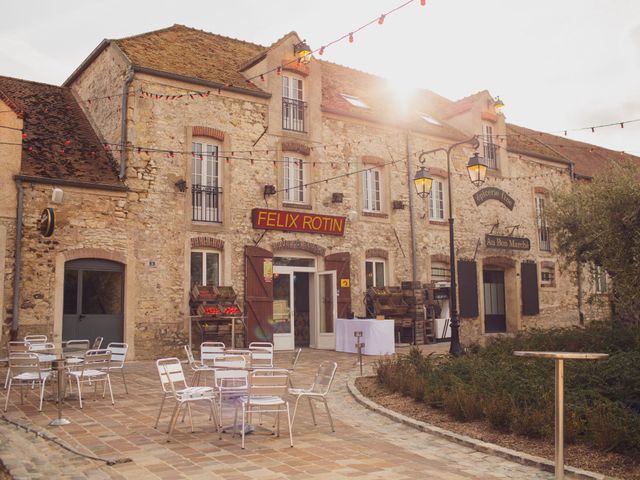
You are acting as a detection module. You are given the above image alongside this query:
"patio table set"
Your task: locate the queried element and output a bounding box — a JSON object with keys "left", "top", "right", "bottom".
{"left": 155, "top": 342, "right": 337, "bottom": 449}
{"left": 2, "top": 334, "right": 129, "bottom": 425}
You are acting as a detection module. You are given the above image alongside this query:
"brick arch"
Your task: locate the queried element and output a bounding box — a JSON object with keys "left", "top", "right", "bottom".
{"left": 63, "top": 248, "right": 126, "bottom": 264}
{"left": 483, "top": 256, "right": 517, "bottom": 268}
{"left": 534, "top": 186, "right": 550, "bottom": 195}
{"left": 365, "top": 248, "right": 388, "bottom": 259}
{"left": 430, "top": 254, "right": 449, "bottom": 264}
{"left": 282, "top": 142, "right": 310, "bottom": 156}
{"left": 191, "top": 237, "right": 225, "bottom": 250}
{"left": 362, "top": 155, "right": 384, "bottom": 166}
{"left": 192, "top": 126, "right": 225, "bottom": 142}
{"left": 271, "top": 240, "right": 325, "bottom": 256}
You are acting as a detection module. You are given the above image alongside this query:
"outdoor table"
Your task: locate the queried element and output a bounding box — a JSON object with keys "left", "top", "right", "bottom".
{"left": 513, "top": 351, "right": 608, "bottom": 480}
{"left": 335, "top": 318, "right": 395, "bottom": 355}
{"left": 35, "top": 345, "right": 88, "bottom": 426}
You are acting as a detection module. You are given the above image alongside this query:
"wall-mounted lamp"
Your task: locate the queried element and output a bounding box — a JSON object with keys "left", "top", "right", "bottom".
{"left": 293, "top": 40, "right": 312, "bottom": 64}
{"left": 175, "top": 179, "right": 187, "bottom": 192}
{"left": 51, "top": 187, "right": 64, "bottom": 204}
{"left": 332, "top": 192, "right": 344, "bottom": 203}
{"left": 493, "top": 96, "right": 505, "bottom": 110}
{"left": 264, "top": 184, "right": 277, "bottom": 196}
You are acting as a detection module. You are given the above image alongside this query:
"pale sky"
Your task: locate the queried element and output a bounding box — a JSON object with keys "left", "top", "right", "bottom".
{"left": 1, "top": 0, "right": 639, "bottom": 155}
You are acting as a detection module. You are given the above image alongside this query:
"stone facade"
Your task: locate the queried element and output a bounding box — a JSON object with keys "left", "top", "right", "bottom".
{"left": 2, "top": 27, "right": 615, "bottom": 358}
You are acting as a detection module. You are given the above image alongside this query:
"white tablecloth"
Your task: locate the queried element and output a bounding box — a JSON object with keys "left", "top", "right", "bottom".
{"left": 335, "top": 318, "right": 395, "bottom": 356}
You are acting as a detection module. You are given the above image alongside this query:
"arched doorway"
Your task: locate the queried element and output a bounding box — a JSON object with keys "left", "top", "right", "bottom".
{"left": 62, "top": 259, "right": 124, "bottom": 346}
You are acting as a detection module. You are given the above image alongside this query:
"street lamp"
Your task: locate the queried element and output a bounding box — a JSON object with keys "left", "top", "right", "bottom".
{"left": 413, "top": 135, "right": 488, "bottom": 356}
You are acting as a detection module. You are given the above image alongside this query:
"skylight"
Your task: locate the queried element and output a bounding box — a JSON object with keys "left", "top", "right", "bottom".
{"left": 418, "top": 112, "right": 443, "bottom": 126}
{"left": 340, "top": 94, "right": 369, "bottom": 109}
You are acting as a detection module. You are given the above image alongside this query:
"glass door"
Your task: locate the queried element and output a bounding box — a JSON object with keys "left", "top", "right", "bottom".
{"left": 272, "top": 268, "right": 294, "bottom": 350}
{"left": 313, "top": 271, "right": 336, "bottom": 350}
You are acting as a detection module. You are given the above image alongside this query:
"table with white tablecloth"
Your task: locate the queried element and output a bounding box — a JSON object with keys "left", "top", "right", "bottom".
{"left": 335, "top": 318, "right": 395, "bottom": 356}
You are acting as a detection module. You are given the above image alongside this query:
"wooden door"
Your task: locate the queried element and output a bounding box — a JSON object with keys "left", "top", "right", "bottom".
{"left": 244, "top": 246, "right": 273, "bottom": 344}
{"left": 324, "top": 252, "right": 351, "bottom": 319}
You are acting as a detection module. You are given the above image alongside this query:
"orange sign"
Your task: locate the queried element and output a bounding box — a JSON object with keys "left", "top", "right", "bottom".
{"left": 252, "top": 208, "right": 346, "bottom": 236}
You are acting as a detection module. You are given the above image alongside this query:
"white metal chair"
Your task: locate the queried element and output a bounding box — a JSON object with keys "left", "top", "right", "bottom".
{"left": 184, "top": 345, "right": 215, "bottom": 386}
{"left": 200, "top": 342, "right": 225, "bottom": 366}
{"left": 213, "top": 354, "right": 248, "bottom": 429}
{"left": 4, "top": 341, "right": 31, "bottom": 388}
{"left": 24, "top": 335, "right": 48, "bottom": 346}
{"left": 63, "top": 339, "right": 90, "bottom": 366}
{"left": 67, "top": 349, "right": 114, "bottom": 409}
{"left": 288, "top": 348, "right": 302, "bottom": 387}
{"left": 288, "top": 361, "right": 337, "bottom": 432}
{"left": 4, "top": 352, "right": 51, "bottom": 411}
{"left": 154, "top": 357, "right": 219, "bottom": 440}
{"left": 91, "top": 337, "right": 104, "bottom": 350}
{"left": 233, "top": 368, "right": 293, "bottom": 449}
{"left": 103, "top": 342, "right": 128, "bottom": 393}
{"left": 248, "top": 342, "right": 274, "bottom": 368}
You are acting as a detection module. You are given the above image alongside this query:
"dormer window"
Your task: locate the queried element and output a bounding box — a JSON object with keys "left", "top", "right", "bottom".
{"left": 483, "top": 124, "right": 497, "bottom": 169}
{"left": 282, "top": 75, "right": 306, "bottom": 132}
{"left": 341, "top": 94, "right": 369, "bottom": 109}
{"left": 418, "top": 112, "right": 442, "bottom": 126}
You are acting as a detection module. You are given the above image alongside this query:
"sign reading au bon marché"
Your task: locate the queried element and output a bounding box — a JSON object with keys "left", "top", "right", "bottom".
{"left": 473, "top": 187, "right": 515, "bottom": 210}
{"left": 485, "top": 234, "right": 531, "bottom": 251}
{"left": 252, "top": 208, "right": 346, "bottom": 236}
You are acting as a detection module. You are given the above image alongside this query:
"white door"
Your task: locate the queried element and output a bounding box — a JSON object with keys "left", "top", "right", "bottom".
{"left": 272, "top": 268, "right": 294, "bottom": 351}
{"left": 314, "top": 271, "right": 337, "bottom": 350}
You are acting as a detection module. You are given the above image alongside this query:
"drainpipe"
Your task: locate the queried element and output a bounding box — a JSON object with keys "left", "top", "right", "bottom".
{"left": 119, "top": 67, "right": 135, "bottom": 180}
{"left": 569, "top": 162, "right": 585, "bottom": 325}
{"left": 407, "top": 131, "right": 418, "bottom": 284}
{"left": 11, "top": 179, "right": 24, "bottom": 340}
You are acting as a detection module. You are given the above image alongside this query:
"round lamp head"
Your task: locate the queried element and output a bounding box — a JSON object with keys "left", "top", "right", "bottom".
{"left": 294, "top": 41, "right": 312, "bottom": 64}
{"left": 467, "top": 153, "right": 488, "bottom": 187}
{"left": 493, "top": 96, "right": 505, "bottom": 111}
{"left": 414, "top": 166, "right": 433, "bottom": 198}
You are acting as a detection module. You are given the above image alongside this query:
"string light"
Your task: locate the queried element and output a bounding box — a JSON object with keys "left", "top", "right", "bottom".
{"left": 378, "top": 15, "right": 385, "bottom": 25}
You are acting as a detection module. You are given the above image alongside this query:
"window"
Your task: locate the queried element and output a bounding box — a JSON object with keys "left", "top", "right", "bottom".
{"left": 284, "top": 156, "right": 306, "bottom": 203}
{"left": 365, "top": 259, "right": 385, "bottom": 288}
{"left": 541, "top": 265, "right": 555, "bottom": 287}
{"left": 483, "top": 124, "right": 497, "bottom": 169}
{"left": 594, "top": 265, "right": 607, "bottom": 294}
{"left": 190, "top": 251, "right": 220, "bottom": 287}
{"left": 429, "top": 180, "right": 445, "bottom": 220}
{"left": 282, "top": 76, "right": 305, "bottom": 132}
{"left": 341, "top": 94, "right": 369, "bottom": 109}
{"left": 362, "top": 168, "right": 382, "bottom": 212}
{"left": 536, "top": 196, "right": 551, "bottom": 251}
{"left": 431, "top": 262, "right": 450, "bottom": 283}
{"left": 192, "top": 140, "right": 222, "bottom": 222}
{"left": 418, "top": 112, "right": 442, "bottom": 126}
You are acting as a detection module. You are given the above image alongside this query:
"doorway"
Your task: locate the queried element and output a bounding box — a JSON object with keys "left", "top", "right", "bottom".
{"left": 483, "top": 269, "right": 506, "bottom": 333}
{"left": 62, "top": 259, "right": 124, "bottom": 346}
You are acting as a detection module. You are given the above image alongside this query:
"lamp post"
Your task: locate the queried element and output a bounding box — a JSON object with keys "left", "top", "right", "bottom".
{"left": 414, "top": 135, "right": 487, "bottom": 356}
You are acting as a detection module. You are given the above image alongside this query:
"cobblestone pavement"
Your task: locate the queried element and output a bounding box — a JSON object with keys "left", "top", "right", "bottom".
{"left": 0, "top": 346, "right": 570, "bottom": 479}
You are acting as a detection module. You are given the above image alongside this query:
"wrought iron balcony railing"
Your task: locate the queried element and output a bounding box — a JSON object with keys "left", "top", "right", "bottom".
{"left": 282, "top": 97, "right": 306, "bottom": 132}
{"left": 192, "top": 184, "right": 222, "bottom": 223}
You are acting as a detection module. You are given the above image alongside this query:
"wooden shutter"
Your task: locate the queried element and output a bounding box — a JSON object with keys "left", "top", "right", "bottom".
{"left": 457, "top": 260, "right": 479, "bottom": 318}
{"left": 244, "top": 246, "right": 273, "bottom": 343}
{"left": 324, "top": 252, "right": 351, "bottom": 318}
{"left": 521, "top": 261, "right": 540, "bottom": 315}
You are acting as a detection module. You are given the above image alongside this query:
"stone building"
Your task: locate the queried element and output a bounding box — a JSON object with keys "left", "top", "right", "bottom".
{"left": 1, "top": 25, "right": 632, "bottom": 357}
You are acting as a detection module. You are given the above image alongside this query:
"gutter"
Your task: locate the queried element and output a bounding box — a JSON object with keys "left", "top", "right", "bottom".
{"left": 11, "top": 179, "right": 24, "bottom": 339}
{"left": 119, "top": 67, "right": 135, "bottom": 179}
{"left": 15, "top": 175, "right": 128, "bottom": 192}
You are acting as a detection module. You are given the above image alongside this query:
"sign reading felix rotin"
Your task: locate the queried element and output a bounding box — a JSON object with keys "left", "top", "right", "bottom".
{"left": 252, "top": 208, "right": 346, "bottom": 236}
{"left": 473, "top": 187, "right": 515, "bottom": 210}
{"left": 485, "top": 234, "right": 531, "bottom": 251}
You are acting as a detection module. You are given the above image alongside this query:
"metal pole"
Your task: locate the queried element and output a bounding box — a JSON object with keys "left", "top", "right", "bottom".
{"left": 555, "top": 358, "right": 565, "bottom": 480}
{"left": 446, "top": 147, "right": 461, "bottom": 357}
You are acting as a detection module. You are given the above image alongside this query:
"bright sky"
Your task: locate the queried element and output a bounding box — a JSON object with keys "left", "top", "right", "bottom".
{"left": 2, "top": 0, "right": 639, "bottom": 155}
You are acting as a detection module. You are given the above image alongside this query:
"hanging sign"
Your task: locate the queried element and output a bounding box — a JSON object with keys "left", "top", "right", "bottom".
{"left": 473, "top": 187, "right": 515, "bottom": 210}
{"left": 252, "top": 208, "right": 346, "bottom": 236}
{"left": 38, "top": 208, "right": 55, "bottom": 237}
{"left": 485, "top": 234, "right": 530, "bottom": 251}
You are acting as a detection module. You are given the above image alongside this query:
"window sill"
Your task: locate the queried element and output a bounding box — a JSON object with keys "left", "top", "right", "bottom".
{"left": 429, "top": 220, "right": 448, "bottom": 226}
{"left": 282, "top": 202, "right": 313, "bottom": 210}
{"left": 540, "top": 284, "right": 557, "bottom": 290}
{"left": 362, "top": 211, "right": 388, "bottom": 219}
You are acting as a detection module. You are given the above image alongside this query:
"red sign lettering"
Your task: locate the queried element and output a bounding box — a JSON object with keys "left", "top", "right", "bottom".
{"left": 252, "top": 208, "right": 346, "bottom": 236}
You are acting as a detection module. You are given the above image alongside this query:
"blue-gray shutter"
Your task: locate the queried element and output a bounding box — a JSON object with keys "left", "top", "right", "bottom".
{"left": 521, "top": 261, "right": 540, "bottom": 315}
{"left": 457, "top": 260, "right": 479, "bottom": 317}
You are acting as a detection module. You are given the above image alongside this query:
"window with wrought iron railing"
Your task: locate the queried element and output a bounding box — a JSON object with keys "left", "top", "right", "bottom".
{"left": 191, "top": 184, "right": 222, "bottom": 223}
{"left": 535, "top": 196, "right": 551, "bottom": 251}
{"left": 282, "top": 97, "right": 306, "bottom": 132}
{"left": 483, "top": 124, "right": 498, "bottom": 169}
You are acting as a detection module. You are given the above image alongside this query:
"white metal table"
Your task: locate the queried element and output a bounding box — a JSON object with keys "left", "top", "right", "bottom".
{"left": 513, "top": 351, "right": 608, "bottom": 480}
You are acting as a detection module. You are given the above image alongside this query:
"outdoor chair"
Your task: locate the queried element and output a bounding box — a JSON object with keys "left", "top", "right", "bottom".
{"left": 233, "top": 368, "right": 293, "bottom": 449}
{"left": 4, "top": 352, "right": 51, "bottom": 411}
{"left": 200, "top": 342, "right": 225, "bottom": 367}
{"left": 288, "top": 348, "right": 302, "bottom": 387}
{"left": 154, "top": 357, "right": 219, "bottom": 440}
{"left": 63, "top": 339, "right": 90, "bottom": 366}
{"left": 103, "top": 343, "right": 128, "bottom": 393}
{"left": 248, "top": 342, "right": 274, "bottom": 368}
{"left": 288, "top": 361, "right": 337, "bottom": 432}
{"left": 213, "top": 354, "right": 248, "bottom": 429}
{"left": 184, "top": 345, "right": 215, "bottom": 386}
{"left": 67, "top": 349, "right": 114, "bottom": 408}
{"left": 24, "top": 335, "right": 48, "bottom": 346}
{"left": 4, "top": 341, "right": 31, "bottom": 388}
{"left": 91, "top": 337, "right": 104, "bottom": 350}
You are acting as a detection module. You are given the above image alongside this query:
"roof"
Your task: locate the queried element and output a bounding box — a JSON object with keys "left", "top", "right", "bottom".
{"left": 506, "top": 123, "right": 640, "bottom": 178}
{"left": 114, "top": 24, "right": 266, "bottom": 91}
{"left": 0, "top": 75, "right": 121, "bottom": 185}
{"left": 319, "top": 60, "right": 467, "bottom": 140}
